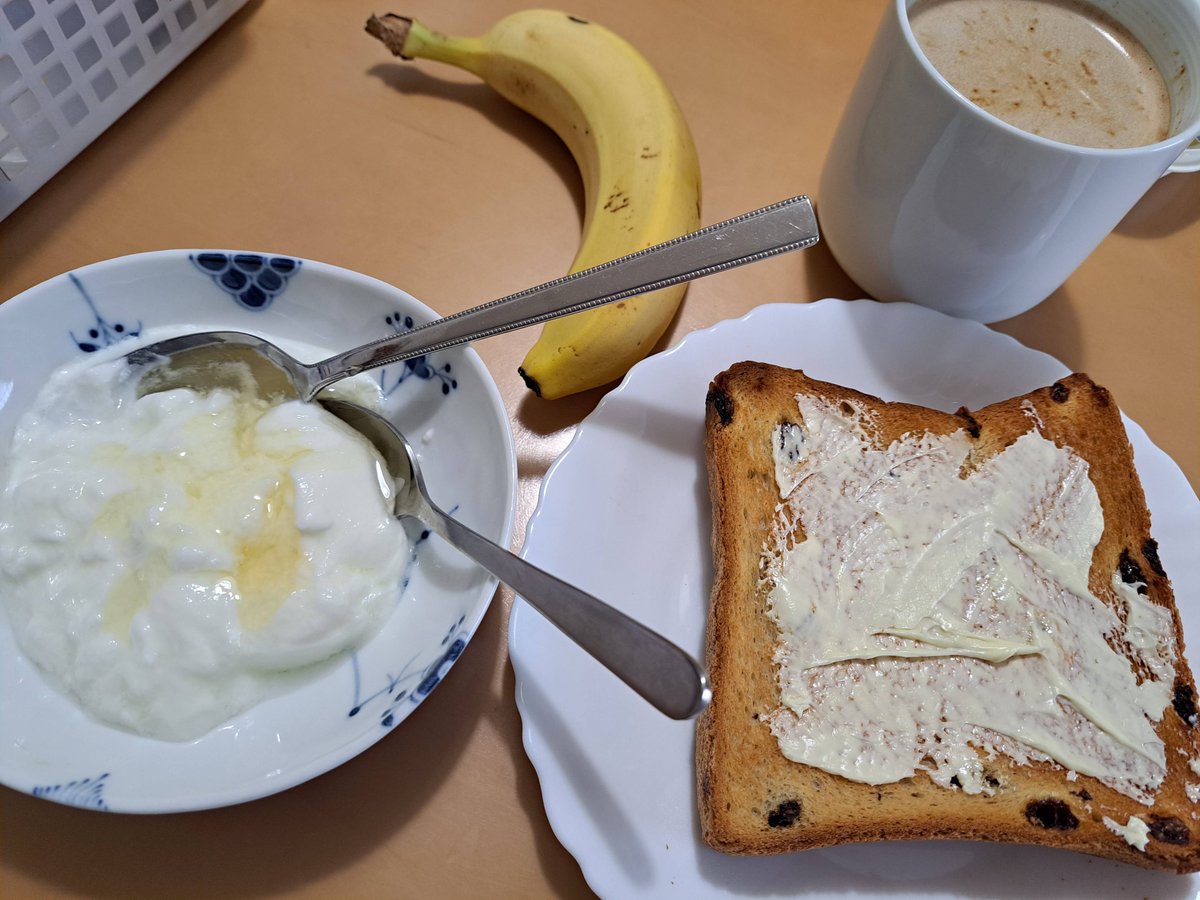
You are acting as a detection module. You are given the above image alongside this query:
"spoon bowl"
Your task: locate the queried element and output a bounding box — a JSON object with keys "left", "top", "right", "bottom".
{"left": 319, "top": 397, "right": 711, "bottom": 720}
{"left": 126, "top": 331, "right": 312, "bottom": 400}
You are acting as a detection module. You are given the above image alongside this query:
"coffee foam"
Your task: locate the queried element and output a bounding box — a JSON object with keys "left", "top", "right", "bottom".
{"left": 910, "top": 0, "right": 1171, "bottom": 149}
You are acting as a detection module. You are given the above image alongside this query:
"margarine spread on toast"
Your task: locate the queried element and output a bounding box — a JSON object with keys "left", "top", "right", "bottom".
{"left": 765, "top": 394, "right": 1175, "bottom": 802}
{"left": 1105, "top": 814, "right": 1152, "bottom": 850}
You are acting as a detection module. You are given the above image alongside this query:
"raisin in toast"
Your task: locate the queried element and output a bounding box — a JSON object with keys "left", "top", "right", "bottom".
{"left": 698, "top": 362, "right": 1200, "bottom": 873}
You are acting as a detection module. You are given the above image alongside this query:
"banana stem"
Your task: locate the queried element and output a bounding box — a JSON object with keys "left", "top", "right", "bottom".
{"left": 365, "top": 14, "right": 487, "bottom": 75}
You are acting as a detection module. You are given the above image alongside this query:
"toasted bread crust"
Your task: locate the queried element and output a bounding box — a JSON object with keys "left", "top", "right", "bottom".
{"left": 698, "top": 363, "right": 1199, "bottom": 872}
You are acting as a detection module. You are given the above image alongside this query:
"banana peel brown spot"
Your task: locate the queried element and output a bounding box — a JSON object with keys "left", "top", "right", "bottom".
{"left": 603, "top": 191, "right": 630, "bottom": 212}
{"left": 511, "top": 74, "right": 535, "bottom": 97}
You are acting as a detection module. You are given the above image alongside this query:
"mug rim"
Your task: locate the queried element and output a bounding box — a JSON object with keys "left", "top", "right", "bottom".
{"left": 894, "top": 0, "right": 1200, "bottom": 159}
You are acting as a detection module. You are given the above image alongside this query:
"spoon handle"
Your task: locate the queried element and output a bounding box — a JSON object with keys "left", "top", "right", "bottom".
{"left": 311, "top": 195, "right": 818, "bottom": 390}
{"left": 420, "top": 506, "right": 710, "bottom": 720}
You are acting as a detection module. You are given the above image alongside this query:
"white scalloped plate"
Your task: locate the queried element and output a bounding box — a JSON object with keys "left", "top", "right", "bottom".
{"left": 0, "top": 250, "right": 517, "bottom": 813}
{"left": 510, "top": 299, "right": 1200, "bottom": 899}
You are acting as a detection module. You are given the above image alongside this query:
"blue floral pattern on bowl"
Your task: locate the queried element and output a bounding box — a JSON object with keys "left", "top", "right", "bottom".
{"left": 68, "top": 273, "right": 142, "bottom": 353}
{"left": 349, "top": 615, "right": 469, "bottom": 728}
{"left": 189, "top": 252, "right": 301, "bottom": 310}
{"left": 32, "top": 773, "right": 109, "bottom": 810}
{"left": 380, "top": 312, "right": 458, "bottom": 397}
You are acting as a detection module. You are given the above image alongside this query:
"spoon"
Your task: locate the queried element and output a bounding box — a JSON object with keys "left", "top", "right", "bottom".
{"left": 126, "top": 195, "right": 818, "bottom": 399}
{"left": 319, "top": 397, "right": 712, "bottom": 721}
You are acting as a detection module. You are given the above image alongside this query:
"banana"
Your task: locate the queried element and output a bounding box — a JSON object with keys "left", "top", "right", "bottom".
{"left": 366, "top": 10, "right": 701, "bottom": 399}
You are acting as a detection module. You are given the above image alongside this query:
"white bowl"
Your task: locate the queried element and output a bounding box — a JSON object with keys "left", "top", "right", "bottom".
{"left": 0, "top": 250, "right": 517, "bottom": 813}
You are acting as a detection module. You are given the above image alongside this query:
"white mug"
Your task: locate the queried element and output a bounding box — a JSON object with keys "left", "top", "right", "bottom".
{"left": 818, "top": 0, "right": 1200, "bottom": 323}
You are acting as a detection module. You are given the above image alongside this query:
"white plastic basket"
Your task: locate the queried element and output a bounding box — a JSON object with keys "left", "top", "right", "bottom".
{"left": 0, "top": 0, "right": 248, "bottom": 221}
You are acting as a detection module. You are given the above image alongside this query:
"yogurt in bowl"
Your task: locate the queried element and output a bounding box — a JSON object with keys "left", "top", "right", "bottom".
{"left": 0, "top": 251, "right": 516, "bottom": 811}
{"left": 1, "top": 339, "right": 409, "bottom": 741}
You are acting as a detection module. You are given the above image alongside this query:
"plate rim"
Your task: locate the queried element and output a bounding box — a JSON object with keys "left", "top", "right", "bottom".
{"left": 509, "top": 298, "right": 1200, "bottom": 896}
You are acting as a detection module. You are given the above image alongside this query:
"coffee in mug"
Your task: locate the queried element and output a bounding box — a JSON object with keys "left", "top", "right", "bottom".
{"left": 818, "top": 0, "right": 1200, "bottom": 322}
{"left": 909, "top": 0, "right": 1170, "bottom": 149}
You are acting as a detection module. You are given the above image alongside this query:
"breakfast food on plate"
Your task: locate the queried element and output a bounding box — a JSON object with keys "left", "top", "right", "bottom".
{"left": 698, "top": 362, "right": 1200, "bottom": 872}
{"left": 367, "top": 9, "right": 701, "bottom": 399}
{"left": 0, "top": 333, "right": 409, "bottom": 741}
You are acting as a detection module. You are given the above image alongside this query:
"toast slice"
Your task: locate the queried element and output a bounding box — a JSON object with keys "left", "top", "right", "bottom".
{"left": 698, "top": 362, "right": 1200, "bottom": 872}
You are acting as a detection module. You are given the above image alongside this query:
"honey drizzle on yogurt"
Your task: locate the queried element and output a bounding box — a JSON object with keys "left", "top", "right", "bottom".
{"left": 96, "top": 388, "right": 312, "bottom": 638}
{"left": 765, "top": 395, "right": 1175, "bottom": 801}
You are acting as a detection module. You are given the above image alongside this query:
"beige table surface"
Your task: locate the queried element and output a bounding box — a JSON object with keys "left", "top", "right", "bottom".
{"left": 1, "top": 1, "right": 1197, "bottom": 897}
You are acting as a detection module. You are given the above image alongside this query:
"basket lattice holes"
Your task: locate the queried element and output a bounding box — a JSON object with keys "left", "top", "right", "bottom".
{"left": 0, "top": 0, "right": 242, "bottom": 212}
